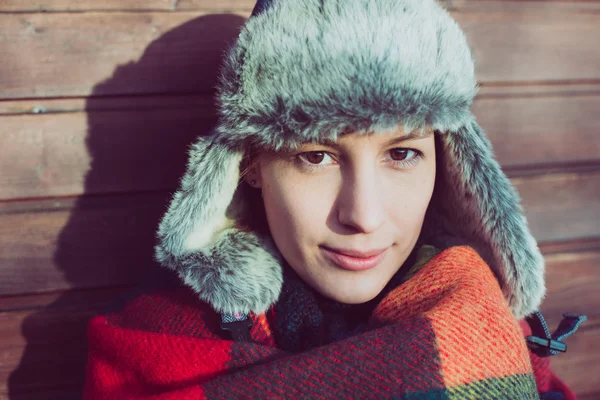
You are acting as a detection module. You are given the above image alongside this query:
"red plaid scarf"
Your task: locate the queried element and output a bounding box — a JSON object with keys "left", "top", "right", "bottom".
{"left": 84, "top": 246, "right": 575, "bottom": 399}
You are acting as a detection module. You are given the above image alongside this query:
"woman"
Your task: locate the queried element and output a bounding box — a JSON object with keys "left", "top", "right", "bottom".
{"left": 84, "top": 0, "right": 584, "bottom": 398}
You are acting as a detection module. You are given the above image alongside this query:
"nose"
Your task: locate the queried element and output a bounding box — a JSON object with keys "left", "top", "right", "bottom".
{"left": 336, "top": 162, "right": 386, "bottom": 234}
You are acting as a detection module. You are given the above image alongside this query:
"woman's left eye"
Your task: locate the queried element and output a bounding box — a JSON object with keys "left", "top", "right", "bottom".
{"left": 390, "top": 149, "right": 412, "bottom": 161}
{"left": 385, "top": 148, "right": 422, "bottom": 167}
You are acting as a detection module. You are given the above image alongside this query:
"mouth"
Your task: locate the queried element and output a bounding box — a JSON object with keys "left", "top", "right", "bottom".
{"left": 319, "top": 245, "right": 389, "bottom": 271}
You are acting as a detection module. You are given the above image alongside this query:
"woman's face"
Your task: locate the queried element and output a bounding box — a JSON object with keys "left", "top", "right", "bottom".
{"left": 249, "top": 127, "right": 436, "bottom": 304}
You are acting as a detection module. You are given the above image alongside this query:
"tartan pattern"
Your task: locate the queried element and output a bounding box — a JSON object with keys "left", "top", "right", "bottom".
{"left": 106, "top": 283, "right": 223, "bottom": 340}
{"left": 401, "top": 374, "right": 539, "bottom": 400}
{"left": 203, "top": 318, "right": 444, "bottom": 399}
{"left": 84, "top": 246, "right": 573, "bottom": 399}
{"left": 267, "top": 242, "right": 425, "bottom": 352}
{"left": 371, "top": 247, "right": 533, "bottom": 389}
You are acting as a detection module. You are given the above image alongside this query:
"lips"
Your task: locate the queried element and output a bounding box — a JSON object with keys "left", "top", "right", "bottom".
{"left": 320, "top": 245, "right": 389, "bottom": 271}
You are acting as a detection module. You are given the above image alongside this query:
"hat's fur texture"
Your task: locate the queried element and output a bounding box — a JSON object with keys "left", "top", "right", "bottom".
{"left": 155, "top": 0, "right": 545, "bottom": 319}
{"left": 216, "top": 0, "right": 476, "bottom": 150}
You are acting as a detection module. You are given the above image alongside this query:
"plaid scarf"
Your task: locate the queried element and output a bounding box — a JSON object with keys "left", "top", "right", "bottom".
{"left": 268, "top": 242, "right": 424, "bottom": 351}
{"left": 84, "top": 246, "right": 575, "bottom": 399}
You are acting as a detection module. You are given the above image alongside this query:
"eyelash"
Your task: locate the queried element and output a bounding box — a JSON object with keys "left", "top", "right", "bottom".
{"left": 295, "top": 148, "right": 423, "bottom": 172}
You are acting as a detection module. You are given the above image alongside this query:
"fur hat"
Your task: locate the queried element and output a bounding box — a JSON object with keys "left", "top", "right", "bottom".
{"left": 155, "top": 0, "right": 545, "bottom": 319}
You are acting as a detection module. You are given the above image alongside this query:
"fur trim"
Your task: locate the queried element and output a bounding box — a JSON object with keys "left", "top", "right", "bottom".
{"left": 155, "top": 0, "right": 545, "bottom": 318}
{"left": 216, "top": 0, "right": 476, "bottom": 150}
{"left": 434, "top": 119, "right": 546, "bottom": 318}
{"left": 155, "top": 135, "right": 283, "bottom": 315}
{"left": 156, "top": 230, "right": 283, "bottom": 315}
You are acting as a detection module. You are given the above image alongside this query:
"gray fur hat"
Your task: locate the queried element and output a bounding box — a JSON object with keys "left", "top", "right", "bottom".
{"left": 155, "top": 0, "right": 545, "bottom": 320}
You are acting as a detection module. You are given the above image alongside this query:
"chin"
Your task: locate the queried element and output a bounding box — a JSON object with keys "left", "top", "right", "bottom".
{"left": 320, "top": 276, "right": 388, "bottom": 305}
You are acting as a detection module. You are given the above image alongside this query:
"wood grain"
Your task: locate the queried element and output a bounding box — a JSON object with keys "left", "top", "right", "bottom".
{"left": 541, "top": 320, "right": 600, "bottom": 400}
{"left": 514, "top": 170, "right": 600, "bottom": 243}
{"left": 456, "top": 11, "right": 600, "bottom": 83}
{"left": 0, "top": 0, "right": 452, "bottom": 12}
{"left": 0, "top": 94, "right": 211, "bottom": 115}
{"left": 0, "top": 0, "right": 175, "bottom": 12}
{"left": 0, "top": 0, "right": 254, "bottom": 12}
{"left": 541, "top": 249, "right": 600, "bottom": 397}
{"left": 475, "top": 93, "right": 600, "bottom": 170}
{"left": 0, "top": 12, "right": 248, "bottom": 99}
{"left": 1, "top": 8, "right": 599, "bottom": 100}
{"left": 540, "top": 237, "right": 600, "bottom": 255}
{"left": 0, "top": 193, "right": 169, "bottom": 296}
{"left": 4, "top": 82, "right": 600, "bottom": 115}
{"left": 447, "top": 0, "right": 600, "bottom": 12}
{"left": 1, "top": 92, "right": 599, "bottom": 201}
{"left": 2, "top": 0, "right": 598, "bottom": 13}
{"left": 0, "top": 288, "right": 127, "bottom": 400}
{"left": 0, "top": 170, "right": 598, "bottom": 296}
{"left": 542, "top": 250, "right": 600, "bottom": 324}
{"left": 0, "top": 108, "right": 213, "bottom": 200}
{"left": 478, "top": 82, "right": 600, "bottom": 98}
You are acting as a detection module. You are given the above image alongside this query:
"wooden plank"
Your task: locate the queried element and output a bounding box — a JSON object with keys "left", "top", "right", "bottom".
{"left": 0, "top": 109, "right": 213, "bottom": 200}
{"left": 541, "top": 250, "right": 600, "bottom": 399}
{"left": 477, "top": 82, "right": 600, "bottom": 100}
{"left": 180, "top": 0, "right": 458, "bottom": 12}
{"left": 0, "top": 170, "right": 598, "bottom": 296}
{"left": 175, "top": 0, "right": 273, "bottom": 11}
{"left": 0, "top": 11, "right": 248, "bottom": 99}
{"left": 475, "top": 93, "right": 600, "bottom": 169}
{"left": 3, "top": 82, "right": 600, "bottom": 116}
{"left": 514, "top": 171, "right": 600, "bottom": 243}
{"left": 0, "top": 0, "right": 174, "bottom": 12}
{"left": 542, "top": 250, "right": 600, "bottom": 324}
{"left": 540, "top": 237, "right": 600, "bottom": 255}
{"left": 1, "top": 92, "right": 599, "bottom": 201}
{"left": 447, "top": 0, "right": 600, "bottom": 13}
{"left": 456, "top": 11, "right": 600, "bottom": 83}
{"left": 0, "top": 0, "right": 255, "bottom": 12}
{"left": 0, "top": 193, "right": 169, "bottom": 296}
{"left": 4, "top": 0, "right": 597, "bottom": 13}
{"left": 0, "top": 8, "right": 598, "bottom": 100}
{"left": 0, "top": 287, "right": 127, "bottom": 313}
{"left": 539, "top": 320, "right": 600, "bottom": 400}
{"left": 0, "top": 94, "right": 211, "bottom": 115}
{"left": 0, "top": 288, "right": 127, "bottom": 399}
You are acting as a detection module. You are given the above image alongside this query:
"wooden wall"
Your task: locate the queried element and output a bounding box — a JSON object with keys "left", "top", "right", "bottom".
{"left": 1, "top": 0, "right": 599, "bottom": 398}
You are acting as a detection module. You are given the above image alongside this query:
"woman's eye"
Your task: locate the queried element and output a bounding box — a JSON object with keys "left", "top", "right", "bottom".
{"left": 299, "top": 151, "right": 334, "bottom": 165}
{"left": 389, "top": 148, "right": 416, "bottom": 161}
{"left": 385, "top": 148, "right": 422, "bottom": 168}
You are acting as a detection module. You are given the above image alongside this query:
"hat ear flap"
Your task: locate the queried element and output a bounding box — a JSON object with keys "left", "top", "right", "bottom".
{"left": 155, "top": 135, "right": 283, "bottom": 315}
{"left": 432, "top": 119, "right": 545, "bottom": 319}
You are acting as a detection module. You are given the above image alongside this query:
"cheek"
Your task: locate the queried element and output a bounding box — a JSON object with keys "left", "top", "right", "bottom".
{"left": 385, "top": 166, "right": 436, "bottom": 232}
{"left": 260, "top": 165, "right": 336, "bottom": 256}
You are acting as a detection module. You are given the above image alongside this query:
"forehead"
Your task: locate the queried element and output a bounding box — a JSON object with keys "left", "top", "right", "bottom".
{"left": 312, "top": 127, "right": 434, "bottom": 148}
{"left": 253, "top": 126, "right": 435, "bottom": 155}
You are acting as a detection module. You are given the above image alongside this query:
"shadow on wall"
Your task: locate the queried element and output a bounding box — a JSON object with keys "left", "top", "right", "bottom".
{"left": 8, "top": 14, "right": 246, "bottom": 399}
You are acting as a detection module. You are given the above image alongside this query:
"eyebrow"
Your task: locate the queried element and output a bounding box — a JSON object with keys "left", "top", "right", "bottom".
{"left": 317, "top": 130, "right": 433, "bottom": 148}
{"left": 384, "top": 130, "right": 434, "bottom": 146}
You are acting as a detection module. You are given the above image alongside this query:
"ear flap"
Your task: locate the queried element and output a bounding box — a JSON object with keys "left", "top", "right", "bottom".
{"left": 155, "top": 134, "right": 283, "bottom": 315}
{"left": 430, "top": 119, "right": 545, "bottom": 319}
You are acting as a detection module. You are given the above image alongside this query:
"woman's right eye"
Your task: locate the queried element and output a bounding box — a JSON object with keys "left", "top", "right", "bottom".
{"left": 298, "top": 151, "right": 335, "bottom": 165}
